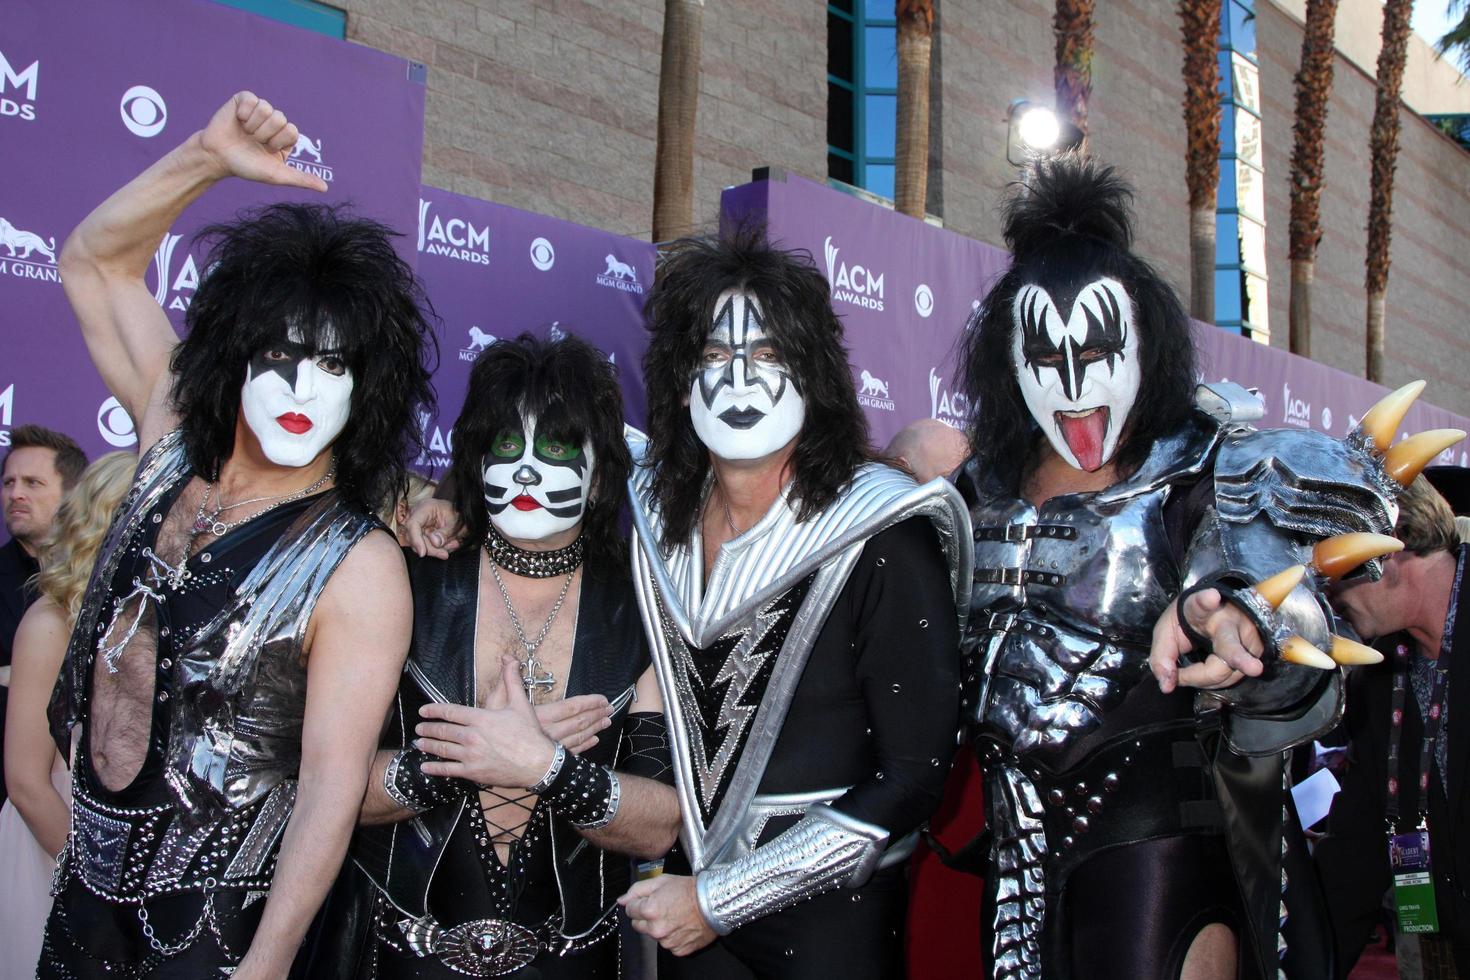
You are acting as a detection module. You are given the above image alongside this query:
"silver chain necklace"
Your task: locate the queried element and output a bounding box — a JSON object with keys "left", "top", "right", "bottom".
{"left": 192, "top": 463, "right": 336, "bottom": 539}
{"left": 488, "top": 558, "right": 575, "bottom": 703}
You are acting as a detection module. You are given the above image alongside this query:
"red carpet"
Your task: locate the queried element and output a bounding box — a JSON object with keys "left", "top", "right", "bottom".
{"left": 1348, "top": 924, "right": 1401, "bottom": 979}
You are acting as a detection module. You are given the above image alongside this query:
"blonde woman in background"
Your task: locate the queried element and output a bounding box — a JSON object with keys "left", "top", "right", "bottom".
{"left": 0, "top": 451, "right": 135, "bottom": 979}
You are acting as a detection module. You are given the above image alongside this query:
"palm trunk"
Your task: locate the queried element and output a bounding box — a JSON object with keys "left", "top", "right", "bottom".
{"left": 1190, "top": 206, "right": 1217, "bottom": 321}
{"left": 1180, "top": 0, "right": 1222, "bottom": 322}
{"left": 1054, "top": 0, "right": 1096, "bottom": 140}
{"left": 1288, "top": 0, "right": 1340, "bottom": 359}
{"left": 894, "top": 0, "right": 935, "bottom": 218}
{"left": 1364, "top": 0, "right": 1414, "bottom": 382}
{"left": 652, "top": 0, "right": 704, "bottom": 243}
{"left": 1291, "top": 258, "right": 1314, "bottom": 357}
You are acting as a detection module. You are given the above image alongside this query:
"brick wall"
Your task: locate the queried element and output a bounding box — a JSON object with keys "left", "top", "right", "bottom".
{"left": 341, "top": 0, "right": 826, "bottom": 239}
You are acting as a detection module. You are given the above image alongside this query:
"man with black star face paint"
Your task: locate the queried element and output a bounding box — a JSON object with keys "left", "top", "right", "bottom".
{"left": 39, "top": 93, "right": 436, "bottom": 979}
{"left": 328, "top": 334, "right": 681, "bottom": 979}
{"left": 617, "top": 228, "right": 972, "bottom": 979}
{"left": 954, "top": 156, "right": 1459, "bottom": 979}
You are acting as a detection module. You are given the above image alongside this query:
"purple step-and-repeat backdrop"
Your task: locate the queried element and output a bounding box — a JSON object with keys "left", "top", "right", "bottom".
{"left": 725, "top": 171, "right": 1470, "bottom": 462}
{"left": 0, "top": 0, "right": 427, "bottom": 459}
{"left": 412, "top": 187, "right": 654, "bottom": 477}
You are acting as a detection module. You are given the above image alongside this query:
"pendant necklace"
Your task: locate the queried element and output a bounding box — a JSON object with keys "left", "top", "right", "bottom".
{"left": 487, "top": 557, "right": 576, "bottom": 704}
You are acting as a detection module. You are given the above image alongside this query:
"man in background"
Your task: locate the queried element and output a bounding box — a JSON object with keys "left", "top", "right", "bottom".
{"left": 0, "top": 425, "right": 85, "bottom": 804}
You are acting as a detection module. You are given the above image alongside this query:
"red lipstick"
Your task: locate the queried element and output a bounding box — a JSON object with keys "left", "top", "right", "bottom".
{"left": 277, "top": 413, "right": 313, "bottom": 435}
{"left": 511, "top": 494, "right": 542, "bottom": 511}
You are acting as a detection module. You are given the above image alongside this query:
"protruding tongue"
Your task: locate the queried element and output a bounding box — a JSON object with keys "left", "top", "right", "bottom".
{"left": 1056, "top": 409, "right": 1110, "bottom": 472}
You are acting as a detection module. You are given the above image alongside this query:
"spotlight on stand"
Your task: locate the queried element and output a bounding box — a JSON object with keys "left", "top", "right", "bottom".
{"left": 1006, "top": 100, "right": 1084, "bottom": 166}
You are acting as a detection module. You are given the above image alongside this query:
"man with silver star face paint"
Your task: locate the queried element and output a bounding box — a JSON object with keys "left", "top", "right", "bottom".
{"left": 42, "top": 93, "right": 435, "bottom": 979}
{"left": 954, "top": 156, "right": 1454, "bottom": 980}
{"left": 688, "top": 289, "right": 806, "bottom": 462}
{"left": 333, "top": 334, "right": 681, "bottom": 980}
{"left": 620, "top": 228, "right": 972, "bottom": 979}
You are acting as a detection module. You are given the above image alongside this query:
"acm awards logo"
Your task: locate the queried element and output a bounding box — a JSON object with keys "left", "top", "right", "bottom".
{"left": 0, "top": 214, "right": 60, "bottom": 285}
{"left": 0, "top": 48, "right": 38, "bottom": 122}
{"left": 0, "top": 383, "right": 13, "bottom": 447}
{"left": 416, "top": 409, "right": 454, "bottom": 471}
{"left": 595, "top": 254, "right": 643, "bottom": 294}
{"left": 286, "top": 129, "right": 334, "bottom": 184}
{"left": 150, "top": 232, "right": 201, "bottom": 311}
{"left": 418, "top": 200, "right": 490, "bottom": 265}
{"left": 929, "top": 367, "right": 970, "bottom": 430}
{"left": 1281, "top": 382, "right": 1311, "bottom": 429}
{"left": 823, "top": 236, "right": 884, "bottom": 312}
{"left": 856, "top": 368, "right": 895, "bottom": 412}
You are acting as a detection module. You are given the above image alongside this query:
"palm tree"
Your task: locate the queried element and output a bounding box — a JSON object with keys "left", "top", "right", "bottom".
{"left": 1287, "top": 0, "right": 1340, "bottom": 358}
{"left": 1364, "top": 0, "right": 1414, "bottom": 383}
{"left": 1054, "top": 0, "right": 1095, "bottom": 140}
{"left": 1179, "top": 0, "right": 1222, "bottom": 322}
{"left": 652, "top": 0, "right": 704, "bottom": 243}
{"left": 1435, "top": 0, "right": 1470, "bottom": 70}
{"left": 894, "top": 0, "right": 935, "bottom": 218}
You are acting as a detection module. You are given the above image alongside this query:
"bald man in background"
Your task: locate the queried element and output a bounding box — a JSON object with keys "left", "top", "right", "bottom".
{"left": 884, "top": 419, "right": 970, "bottom": 483}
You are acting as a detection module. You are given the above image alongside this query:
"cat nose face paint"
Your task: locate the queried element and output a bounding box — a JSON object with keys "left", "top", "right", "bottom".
{"left": 481, "top": 414, "right": 594, "bottom": 542}
{"left": 1011, "top": 277, "right": 1140, "bottom": 472}
{"left": 689, "top": 289, "right": 806, "bottom": 461}
{"left": 239, "top": 330, "right": 354, "bottom": 468}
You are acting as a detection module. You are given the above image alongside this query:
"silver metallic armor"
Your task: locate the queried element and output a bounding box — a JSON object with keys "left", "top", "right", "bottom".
{"left": 49, "top": 431, "right": 379, "bottom": 901}
{"left": 963, "top": 383, "right": 1405, "bottom": 978}
{"left": 628, "top": 434, "right": 972, "bottom": 925}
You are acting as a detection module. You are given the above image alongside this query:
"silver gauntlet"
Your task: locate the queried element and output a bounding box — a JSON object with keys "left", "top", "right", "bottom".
{"left": 694, "top": 804, "right": 888, "bottom": 935}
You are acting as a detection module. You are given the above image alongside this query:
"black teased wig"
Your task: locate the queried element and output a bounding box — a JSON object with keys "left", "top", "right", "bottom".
{"left": 643, "top": 225, "right": 876, "bottom": 551}
{"left": 171, "top": 203, "right": 437, "bottom": 516}
{"left": 959, "top": 155, "right": 1198, "bottom": 477}
{"left": 446, "top": 332, "right": 631, "bottom": 574}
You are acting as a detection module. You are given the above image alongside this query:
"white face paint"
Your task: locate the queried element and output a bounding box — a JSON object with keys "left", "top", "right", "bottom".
{"left": 481, "top": 415, "right": 594, "bottom": 542}
{"left": 1011, "top": 277, "right": 1141, "bottom": 472}
{"left": 689, "top": 289, "right": 806, "bottom": 461}
{"left": 239, "top": 333, "right": 354, "bottom": 468}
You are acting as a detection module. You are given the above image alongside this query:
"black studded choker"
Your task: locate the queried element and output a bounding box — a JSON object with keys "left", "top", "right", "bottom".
{"left": 484, "top": 525, "right": 585, "bottom": 578}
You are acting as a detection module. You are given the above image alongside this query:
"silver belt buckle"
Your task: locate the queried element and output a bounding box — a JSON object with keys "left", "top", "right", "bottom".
{"left": 400, "top": 915, "right": 541, "bottom": 977}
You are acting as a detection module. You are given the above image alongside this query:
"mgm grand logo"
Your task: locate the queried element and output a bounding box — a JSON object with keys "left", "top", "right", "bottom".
{"left": 0, "top": 215, "right": 59, "bottom": 284}
{"left": 286, "top": 130, "right": 334, "bottom": 184}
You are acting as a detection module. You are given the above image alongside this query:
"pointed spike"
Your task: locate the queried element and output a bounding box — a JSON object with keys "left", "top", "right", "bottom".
{"left": 1357, "top": 380, "right": 1425, "bottom": 452}
{"left": 1253, "top": 565, "right": 1307, "bottom": 608}
{"left": 1383, "top": 429, "right": 1467, "bottom": 486}
{"left": 1311, "top": 533, "right": 1405, "bottom": 581}
{"left": 1281, "top": 636, "right": 1336, "bottom": 670}
{"left": 1330, "top": 635, "right": 1385, "bottom": 666}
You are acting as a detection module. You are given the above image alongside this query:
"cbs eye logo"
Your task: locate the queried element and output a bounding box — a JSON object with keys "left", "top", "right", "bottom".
{"left": 120, "top": 85, "right": 167, "bottom": 138}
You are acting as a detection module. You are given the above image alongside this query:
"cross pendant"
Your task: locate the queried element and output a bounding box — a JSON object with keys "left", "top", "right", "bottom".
{"left": 521, "top": 658, "right": 556, "bottom": 701}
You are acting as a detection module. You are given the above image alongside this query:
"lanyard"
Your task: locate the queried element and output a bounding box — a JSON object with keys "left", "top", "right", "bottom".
{"left": 1386, "top": 642, "right": 1451, "bottom": 829}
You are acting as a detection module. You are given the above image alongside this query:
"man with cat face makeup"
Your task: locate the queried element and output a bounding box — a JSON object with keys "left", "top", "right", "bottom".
{"left": 618, "top": 228, "right": 972, "bottom": 979}
{"left": 331, "top": 334, "right": 680, "bottom": 979}
{"left": 40, "top": 93, "right": 436, "bottom": 979}
{"left": 956, "top": 156, "right": 1459, "bottom": 979}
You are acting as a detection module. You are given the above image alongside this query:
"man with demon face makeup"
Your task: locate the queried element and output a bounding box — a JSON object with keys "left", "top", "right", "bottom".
{"left": 328, "top": 335, "right": 680, "bottom": 979}
{"left": 618, "top": 229, "right": 972, "bottom": 978}
{"left": 38, "top": 94, "right": 435, "bottom": 979}
{"left": 955, "top": 156, "right": 1461, "bottom": 978}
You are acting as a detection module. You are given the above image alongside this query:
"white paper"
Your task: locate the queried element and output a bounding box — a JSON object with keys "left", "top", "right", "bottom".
{"left": 1292, "top": 767, "right": 1341, "bottom": 830}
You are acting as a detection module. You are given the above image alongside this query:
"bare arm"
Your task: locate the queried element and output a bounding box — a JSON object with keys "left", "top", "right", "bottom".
{"left": 3, "top": 598, "right": 70, "bottom": 856}
{"left": 59, "top": 91, "right": 325, "bottom": 454}
{"left": 231, "top": 530, "right": 409, "bottom": 980}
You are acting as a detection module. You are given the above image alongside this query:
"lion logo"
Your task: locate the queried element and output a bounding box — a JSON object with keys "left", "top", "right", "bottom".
{"left": 602, "top": 254, "right": 636, "bottom": 281}
{"left": 0, "top": 217, "right": 56, "bottom": 264}
{"left": 859, "top": 370, "right": 890, "bottom": 399}
{"left": 466, "top": 326, "right": 496, "bottom": 352}
{"left": 290, "top": 133, "right": 324, "bottom": 164}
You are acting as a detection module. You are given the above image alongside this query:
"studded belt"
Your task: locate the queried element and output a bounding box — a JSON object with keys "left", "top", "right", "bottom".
{"left": 392, "top": 906, "right": 619, "bottom": 977}
{"left": 68, "top": 777, "right": 293, "bottom": 903}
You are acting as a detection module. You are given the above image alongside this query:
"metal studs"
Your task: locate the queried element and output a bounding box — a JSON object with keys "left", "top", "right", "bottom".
{"left": 1072, "top": 781, "right": 1088, "bottom": 798}
{"left": 891, "top": 683, "right": 901, "bottom": 694}
{"left": 1103, "top": 773, "right": 1120, "bottom": 793}
{"left": 1047, "top": 789, "right": 1066, "bottom": 806}
{"left": 876, "top": 558, "right": 887, "bottom": 568}
{"left": 200, "top": 553, "right": 212, "bottom": 564}
{"left": 1086, "top": 796, "right": 1104, "bottom": 814}
{"left": 919, "top": 619, "right": 929, "bottom": 628}
{"left": 1072, "top": 816, "right": 1090, "bottom": 834}
{"left": 152, "top": 513, "right": 163, "bottom": 524}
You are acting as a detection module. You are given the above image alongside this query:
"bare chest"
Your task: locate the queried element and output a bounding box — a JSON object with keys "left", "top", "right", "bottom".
{"left": 473, "top": 564, "right": 582, "bottom": 707}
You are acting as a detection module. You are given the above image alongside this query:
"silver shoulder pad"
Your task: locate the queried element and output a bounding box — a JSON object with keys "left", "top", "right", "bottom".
{"left": 1194, "top": 381, "right": 1264, "bottom": 425}
{"left": 694, "top": 804, "right": 888, "bottom": 935}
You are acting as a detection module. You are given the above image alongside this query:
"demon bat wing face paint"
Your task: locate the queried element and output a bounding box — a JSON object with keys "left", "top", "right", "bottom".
{"left": 1011, "top": 276, "right": 1141, "bottom": 472}
{"left": 239, "top": 331, "right": 354, "bottom": 468}
{"left": 689, "top": 289, "right": 806, "bottom": 461}
{"left": 481, "top": 415, "right": 594, "bottom": 542}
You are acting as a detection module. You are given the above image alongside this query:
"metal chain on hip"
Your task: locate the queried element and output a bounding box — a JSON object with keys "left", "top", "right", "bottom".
{"left": 487, "top": 557, "right": 575, "bottom": 703}
{"left": 137, "top": 893, "right": 215, "bottom": 957}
